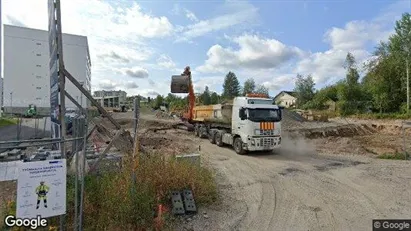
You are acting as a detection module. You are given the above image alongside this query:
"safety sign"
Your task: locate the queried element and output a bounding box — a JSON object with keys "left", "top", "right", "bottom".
{"left": 16, "top": 159, "right": 66, "bottom": 219}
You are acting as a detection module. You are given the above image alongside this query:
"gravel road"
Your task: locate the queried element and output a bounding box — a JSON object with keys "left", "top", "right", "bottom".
{"left": 183, "top": 136, "right": 411, "bottom": 231}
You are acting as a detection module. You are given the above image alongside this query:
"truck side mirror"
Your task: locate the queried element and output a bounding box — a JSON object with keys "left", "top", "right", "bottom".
{"left": 239, "top": 108, "right": 246, "bottom": 120}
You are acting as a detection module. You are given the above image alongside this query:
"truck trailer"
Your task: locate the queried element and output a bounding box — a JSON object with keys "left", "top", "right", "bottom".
{"left": 170, "top": 66, "right": 282, "bottom": 154}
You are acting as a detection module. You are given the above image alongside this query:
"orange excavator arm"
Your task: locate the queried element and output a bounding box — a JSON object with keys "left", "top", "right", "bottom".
{"left": 182, "top": 66, "right": 195, "bottom": 121}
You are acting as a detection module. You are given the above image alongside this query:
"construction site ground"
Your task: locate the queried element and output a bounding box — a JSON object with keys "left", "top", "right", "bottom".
{"left": 1, "top": 109, "right": 411, "bottom": 230}
{"left": 125, "top": 109, "right": 411, "bottom": 231}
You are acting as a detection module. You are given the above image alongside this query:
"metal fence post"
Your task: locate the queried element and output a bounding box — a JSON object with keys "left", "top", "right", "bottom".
{"left": 79, "top": 115, "right": 87, "bottom": 231}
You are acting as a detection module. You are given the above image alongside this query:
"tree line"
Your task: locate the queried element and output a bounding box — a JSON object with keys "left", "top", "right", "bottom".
{"left": 140, "top": 71, "right": 270, "bottom": 111}
{"left": 294, "top": 13, "right": 411, "bottom": 116}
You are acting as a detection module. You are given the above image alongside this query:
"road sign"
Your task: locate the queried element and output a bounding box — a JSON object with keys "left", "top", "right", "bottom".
{"left": 16, "top": 159, "right": 67, "bottom": 219}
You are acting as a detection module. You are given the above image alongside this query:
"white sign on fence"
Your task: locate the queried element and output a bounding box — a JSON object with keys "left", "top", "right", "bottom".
{"left": 16, "top": 159, "right": 66, "bottom": 219}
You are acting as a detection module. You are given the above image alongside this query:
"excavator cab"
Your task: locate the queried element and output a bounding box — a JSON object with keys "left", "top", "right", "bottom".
{"left": 170, "top": 66, "right": 191, "bottom": 93}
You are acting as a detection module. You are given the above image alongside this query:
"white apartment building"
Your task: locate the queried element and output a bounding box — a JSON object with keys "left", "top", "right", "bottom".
{"left": 3, "top": 25, "right": 91, "bottom": 115}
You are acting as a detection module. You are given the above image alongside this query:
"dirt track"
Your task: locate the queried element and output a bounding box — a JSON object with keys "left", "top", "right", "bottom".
{"left": 98, "top": 111, "right": 411, "bottom": 230}
{"left": 185, "top": 136, "right": 411, "bottom": 231}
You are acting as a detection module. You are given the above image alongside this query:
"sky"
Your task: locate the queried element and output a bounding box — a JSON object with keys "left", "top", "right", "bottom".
{"left": 3, "top": 0, "right": 411, "bottom": 98}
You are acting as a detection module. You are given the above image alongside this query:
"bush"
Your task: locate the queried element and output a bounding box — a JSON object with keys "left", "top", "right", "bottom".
{"left": 2, "top": 154, "right": 217, "bottom": 230}
{"left": 378, "top": 152, "right": 409, "bottom": 160}
{"left": 0, "top": 118, "right": 17, "bottom": 127}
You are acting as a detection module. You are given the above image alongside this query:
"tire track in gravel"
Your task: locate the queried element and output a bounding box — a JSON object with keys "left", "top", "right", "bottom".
{"left": 196, "top": 138, "right": 411, "bottom": 231}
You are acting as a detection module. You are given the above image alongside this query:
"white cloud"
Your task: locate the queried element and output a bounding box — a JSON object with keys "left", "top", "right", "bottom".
{"left": 171, "top": 4, "right": 198, "bottom": 22}
{"left": 95, "top": 79, "right": 139, "bottom": 91}
{"left": 197, "top": 34, "right": 304, "bottom": 73}
{"left": 176, "top": 1, "right": 259, "bottom": 42}
{"left": 98, "top": 79, "right": 119, "bottom": 90}
{"left": 193, "top": 76, "right": 223, "bottom": 93}
{"left": 157, "top": 54, "right": 177, "bottom": 69}
{"left": 185, "top": 9, "right": 199, "bottom": 22}
{"left": 261, "top": 74, "right": 296, "bottom": 91}
{"left": 124, "top": 81, "right": 139, "bottom": 89}
{"left": 119, "top": 67, "right": 149, "bottom": 79}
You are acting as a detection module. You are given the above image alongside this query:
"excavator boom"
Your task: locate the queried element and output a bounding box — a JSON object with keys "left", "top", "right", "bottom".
{"left": 170, "top": 66, "right": 195, "bottom": 122}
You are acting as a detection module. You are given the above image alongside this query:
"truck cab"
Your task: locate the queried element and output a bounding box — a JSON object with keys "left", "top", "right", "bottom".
{"left": 222, "top": 95, "right": 282, "bottom": 154}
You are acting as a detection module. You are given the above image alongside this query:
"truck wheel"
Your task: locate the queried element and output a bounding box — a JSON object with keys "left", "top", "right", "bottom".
{"left": 194, "top": 125, "right": 199, "bottom": 137}
{"left": 233, "top": 137, "right": 246, "bottom": 155}
{"left": 199, "top": 127, "right": 207, "bottom": 138}
{"left": 215, "top": 132, "right": 223, "bottom": 147}
{"left": 208, "top": 130, "right": 216, "bottom": 144}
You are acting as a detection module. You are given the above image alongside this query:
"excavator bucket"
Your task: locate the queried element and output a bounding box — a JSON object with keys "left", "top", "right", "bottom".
{"left": 171, "top": 75, "right": 190, "bottom": 93}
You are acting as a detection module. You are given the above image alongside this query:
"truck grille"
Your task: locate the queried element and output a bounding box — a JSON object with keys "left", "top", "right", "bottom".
{"left": 259, "top": 129, "right": 274, "bottom": 136}
{"left": 260, "top": 138, "right": 274, "bottom": 146}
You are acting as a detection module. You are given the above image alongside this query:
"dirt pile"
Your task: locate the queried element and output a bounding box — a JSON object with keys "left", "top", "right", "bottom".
{"left": 281, "top": 109, "right": 307, "bottom": 129}
{"left": 138, "top": 129, "right": 196, "bottom": 156}
{"left": 155, "top": 110, "right": 176, "bottom": 119}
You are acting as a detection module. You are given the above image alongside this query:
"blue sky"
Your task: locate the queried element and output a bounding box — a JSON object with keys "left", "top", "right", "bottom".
{"left": 3, "top": 0, "right": 410, "bottom": 98}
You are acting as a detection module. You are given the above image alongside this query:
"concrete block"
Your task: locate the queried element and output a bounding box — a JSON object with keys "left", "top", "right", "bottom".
{"left": 171, "top": 191, "right": 185, "bottom": 215}
{"left": 175, "top": 153, "right": 200, "bottom": 166}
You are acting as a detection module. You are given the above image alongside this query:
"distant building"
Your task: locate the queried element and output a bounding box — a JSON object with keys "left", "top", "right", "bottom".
{"left": 273, "top": 91, "right": 297, "bottom": 108}
{"left": 93, "top": 90, "right": 127, "bottom": 108}
{"left": 3, "top": 25, "right": 91, "bottom": 115}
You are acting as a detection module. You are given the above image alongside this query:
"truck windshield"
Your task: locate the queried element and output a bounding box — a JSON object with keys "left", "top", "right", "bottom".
{"left": 247, "top": 108, "right": 281, "bottom": 122}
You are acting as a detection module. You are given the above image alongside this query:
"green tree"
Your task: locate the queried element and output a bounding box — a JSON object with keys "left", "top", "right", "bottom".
{"left": 293, "top": 74, "right": 315, "bottom": 107}
{"left": 222, "top": 71, "right": 241, "bottom": 99}
{"left": 304, "top": 85, "right": 338, "bottom": 110}
{"left": 337, "top": 53, "right": 365, "bottom": 115}
{"left": 255, "top": 84, "right": 269, "bottom": 96}
{"left": 210, "top": 92, "right": 219, "bottom": 104}
{"left": 201, "top": 86, "right": 212, "bottom": 105}
{"left": 153, "top": 95, "right": 164, "bottom": 109}
{"left": 363, "top": 42, "right": 404, "bottom": 113}
{"left": 242, "top": 78, "right": 256, "bottom": 95}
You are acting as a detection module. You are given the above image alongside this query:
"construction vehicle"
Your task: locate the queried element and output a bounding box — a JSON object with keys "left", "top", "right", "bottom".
{"left": 170, "top": 66, "right": 282, "bottom": 154}
{"left": 23, "top": 104, "right": 38, "bottom": 118}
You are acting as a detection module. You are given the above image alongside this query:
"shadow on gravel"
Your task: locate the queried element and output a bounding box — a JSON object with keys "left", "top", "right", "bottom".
{"left": 314, "top": 160, "right": 366, "bottom": 172}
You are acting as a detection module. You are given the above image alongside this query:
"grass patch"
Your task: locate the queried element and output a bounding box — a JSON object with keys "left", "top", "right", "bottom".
{"left": 0, "top": 118, "right": 17, "bottom": 128}
{"left": 2, "top": 154, "right": 217, "bottom": 230}
{"left": 377, "top": 152, "right": 409, "bottom": 160}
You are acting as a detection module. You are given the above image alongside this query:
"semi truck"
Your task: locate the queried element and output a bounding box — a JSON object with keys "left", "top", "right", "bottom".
{"left": 170, "top": 66, "right": 282, "bottom": 154}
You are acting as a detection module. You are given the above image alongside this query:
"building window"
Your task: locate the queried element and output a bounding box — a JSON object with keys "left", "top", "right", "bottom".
{"left": 36, "top": 97, "right": 41, "bottom": 100}
{"left": 36, "top": 64, "right": 41, "bottom": 67}
{"left": 36, "top": 87, "right": 41, "bottom": 90}
{"left": 36, "top": 42, "right": 42, "bottom": 45}
{"left": 36, "top": 76, "right": 41, "bottom": 79}
{"left": 36, "top": 54, "right": 41, "bottom": 56}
